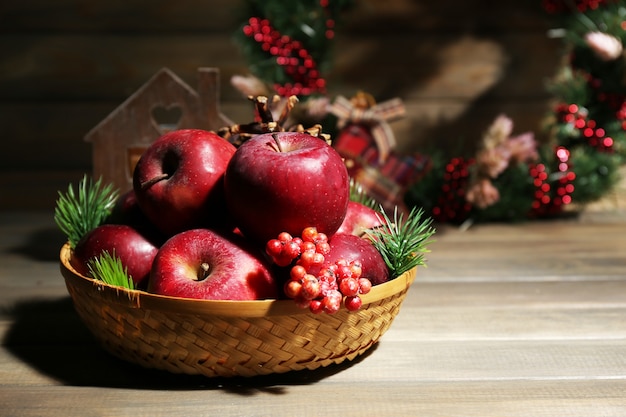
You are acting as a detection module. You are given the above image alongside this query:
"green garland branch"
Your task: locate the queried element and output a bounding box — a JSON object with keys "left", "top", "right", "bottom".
{"left": 232, "top": 0, "right": 626, "bottom": 224}
{"left": 234, "top": 0, "right": 353, "bottom": 98}
{"left": 406, "top": 0, "right": 626, "bottom": 223}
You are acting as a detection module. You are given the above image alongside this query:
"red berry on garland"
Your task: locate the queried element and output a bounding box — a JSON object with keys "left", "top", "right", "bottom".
{"left": 431, "top": 157, "right": 474, "bottom": 223}
{"left": 529, "top": 146, "right": 575, "bottom": 217}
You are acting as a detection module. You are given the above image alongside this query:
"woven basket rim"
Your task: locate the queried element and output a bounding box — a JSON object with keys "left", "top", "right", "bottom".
{"left": 60, "top": 242, "right": 416, "bottom": 317}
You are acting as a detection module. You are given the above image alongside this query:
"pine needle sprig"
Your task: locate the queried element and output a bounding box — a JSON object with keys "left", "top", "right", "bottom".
{"left": 366, "top": 205, "right": 436, "bottom": 278}
{"left": 88, "top": 251, "right": 135, "bottom": 290}
{"left": 54, "top": 175, "right": 119, "bottom": 249}
{"left": 349, "top": 178, "right": 377, "bottom": 209}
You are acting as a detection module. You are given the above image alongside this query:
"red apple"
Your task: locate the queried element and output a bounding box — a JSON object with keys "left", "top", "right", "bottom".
{"left": 336, "top": 201, "right": 383, "bottom": 237}
{"left": 71, "top": 224, "right": 160, "bottom": 289}
{"left": 314, "top": 233, "right": 390, "bottom": 286}
{"left": 132, "top": 129, "right": 236, "bottom": 237}
{"left": 224, "top": 131, "right": 350, "bottom": 244}
{"left": 148, "top": 228, "right": 278, "bottom": 300}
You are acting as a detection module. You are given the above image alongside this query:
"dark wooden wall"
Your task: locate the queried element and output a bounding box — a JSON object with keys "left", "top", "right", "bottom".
{"left": 0, "top": 0, "right": 562, "bottom": 210}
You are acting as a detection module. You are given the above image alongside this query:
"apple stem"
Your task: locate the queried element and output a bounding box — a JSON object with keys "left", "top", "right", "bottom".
{"left": 271, "top": 133, "right": 284, "bottom": 153}
{"left": 197, "top": 262, "right": 211, "bottom": 281}
{"left": 140, "top": 173, "right": 169, "bottom": 190}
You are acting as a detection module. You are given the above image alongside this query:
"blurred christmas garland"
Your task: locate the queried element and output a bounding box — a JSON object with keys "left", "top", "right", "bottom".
{"left": 232, "top": 0, "right": 353, "bottom": 97}
{"left": 407, "top": 0, "right": 626, "bottom": 224}
{"left": 232, "top": 0, "right": 626, "bottom": 224}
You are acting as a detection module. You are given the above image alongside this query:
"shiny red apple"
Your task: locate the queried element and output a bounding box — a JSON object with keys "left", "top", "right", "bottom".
{"left": 148, "top": 228, "right": 278, "bottom": 300}
{"left": 71, "top": 224, "right": 160, "bottom": 289}
{"left": 336, "top": 201, "right": 383, "bottom": 237}
{"left": 132, "top": 129, "right": 236, "bottom": 237}
{"left": 224, "top": 131, "right": 350, "bottom": 245}
{"left": 316, "top": 232, "right": 389, "bottom": 286}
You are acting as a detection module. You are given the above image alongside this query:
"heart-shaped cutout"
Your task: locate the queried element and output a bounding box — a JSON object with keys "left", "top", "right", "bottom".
{"left": 151, "top": 105, "right": 183, "bottom": 133}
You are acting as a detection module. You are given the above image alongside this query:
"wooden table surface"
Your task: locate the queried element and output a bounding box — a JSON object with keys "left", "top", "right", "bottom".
{"left": 1, "top": 210, "right": 626, "bottom": 416}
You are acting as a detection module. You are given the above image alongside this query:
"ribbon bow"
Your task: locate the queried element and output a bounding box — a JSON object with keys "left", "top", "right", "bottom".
{"left": 329, "top": 95, "right": 405, "bottom": 163}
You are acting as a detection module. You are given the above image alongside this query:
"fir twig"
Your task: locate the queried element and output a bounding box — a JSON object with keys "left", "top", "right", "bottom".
{"left": 54, "top": 175, "right": 119, "bottom": 249}
{"left": 88, "top": 251, "right": 135, "bottom": 290}
{"left": 366, "top": 205, "right": 436, "bottom": 278}
{"left": 349, "top": 178, "right": 377, "bottom": 209}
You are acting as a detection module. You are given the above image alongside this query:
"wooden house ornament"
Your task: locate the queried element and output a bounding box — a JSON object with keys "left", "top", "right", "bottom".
{"left": 84, "top": 67, "right": 233, "bottom": 193}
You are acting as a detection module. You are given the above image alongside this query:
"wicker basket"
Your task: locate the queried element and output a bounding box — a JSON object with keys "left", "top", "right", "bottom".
{"left": 59, "top": 243, "right": 416, "bottom": 378}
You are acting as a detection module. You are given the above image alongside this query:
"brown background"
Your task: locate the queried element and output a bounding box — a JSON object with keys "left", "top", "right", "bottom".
{"left": 0, "top": 0, "right": 562, "bottom": 210}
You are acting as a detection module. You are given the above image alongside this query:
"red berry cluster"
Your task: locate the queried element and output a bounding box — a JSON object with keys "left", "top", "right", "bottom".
{"left": 529, "top": 146, "right": 576, "bottom": 217}
{"left": 265, "top": 227, "right": 372, "bottom": 314}
{"left": 556, "top": 103, "right": 614, "bottom": 152}
{"left": 431, "top": 157, "right": 474, "bottom": 223}
{"left": 242, "top": 17, "right": 327, "bottom": 97}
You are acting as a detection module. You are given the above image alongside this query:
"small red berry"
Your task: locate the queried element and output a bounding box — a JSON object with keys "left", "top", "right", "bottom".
{"left": 309, "top": 299, "right": 324, "bottom": 314}
{"left": 358, "top": 277, "right": 372, "bottom": 294}
{"left": 336, "top": 264, "right": 352, "bottom": 280}
{"left": 344, "top": 295, "right": 363, "bottom": 311}
{"left": 315, "top": 232, "right": 328, "bottom": 244}
{"left": 335, "top": 259, "right": 348, "bottom": 267}
{"left": 339, "top": 277, "right": 360, "bottom": 297}
{"left": 300, "top": 241, "right": 316, "bottom": 252}
{"left": 284, "top": 280, "right": 302, "bottom": 298}
{"left": 283, "top": 240, "right": 301, "bottom": 260}
{"left": 301, "top": 275, "right": 321, "bottom": 300}
{"left": 290, "top": 264, "right": 307, "bottom": 281}
{"left": 265, "top": 239, "right": 283, "bottom": 258}
{"left": 301, "top": 226, "right": 318, "bottom": 242}
{"left": 349, "top": 260, "right": 363, "bottom": 278}
{"left": 325, "top": 263, "right": 338, "bottom": 274}
{"left": 316, "top": 241, "right": 331, "bottom": 255}
{"left": 278, "top": 232, "right": 292, "bottom": 242}
{"left": 322, "top": 290, "right": 342, "bottom": 314}
{"left": 298, "top": 249, "right": 324, "bottom": 269}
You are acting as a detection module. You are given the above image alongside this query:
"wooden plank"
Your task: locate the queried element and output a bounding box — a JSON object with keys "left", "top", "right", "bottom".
{"left": 421, "top": 223, "right": 626, "bottom": 281}
{"left": 0, "top": 34, "right": 248, "bottom": 102}
{"left": 0, "top": 342, "right": 625, "bottom": 416}
{"left": 2, "top": 336, "right": 626, "bottom": 384}
{"left": 0, "top": 381, "right": 624, "bottom": 417}
{"left": 0, "top": 171, "right": 93, "bottom": 211}
{"left": 1, "top": 214, "right": 626, "bottom": 416}
{"left": 345, "top": 1, "right": 554, "bottom": 33}
{"left": 0, "top": 0, "right": 553, "bottom": 34}
{"left": 0, "top": 33, "right": 559, "bottom": 101}
{"left": 2, "top": 381, "right": 625, "bottom": 417}
{"left": 0, "top": 0, "right": 244, "bottom": 33}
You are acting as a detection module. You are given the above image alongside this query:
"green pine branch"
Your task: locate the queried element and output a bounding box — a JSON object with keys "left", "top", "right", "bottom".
{"left": 366, "top": 206, "right": 435, "bottom": 278}
{"left": 54, "top": 175, "right": 119, "bottom": 249}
